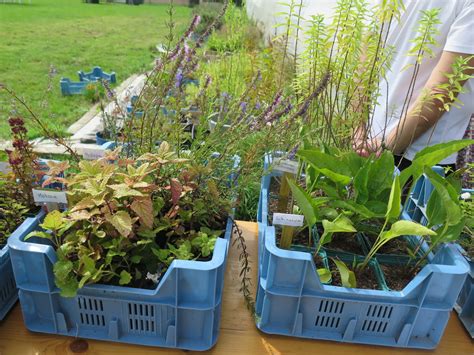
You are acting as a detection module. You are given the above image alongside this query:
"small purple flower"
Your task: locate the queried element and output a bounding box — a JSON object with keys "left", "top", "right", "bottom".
{"left": 175, "top": 69, "right": 183, "bottom": 89}
{"left": 288, "top": 144, "right": 300, "bottom": 160}
{"left": 255, "top": 101, "right": 261, "bottom": 110}
{"left": 240, "top": 101, "right": 247, "bottom": 113}
{"left": 257, "top": 70, "right": 262, "bottom": 81}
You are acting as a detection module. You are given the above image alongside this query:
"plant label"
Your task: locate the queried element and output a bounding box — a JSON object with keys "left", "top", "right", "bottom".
{"left": 0, "top": 162, "right": 11, "bottom": 174}
{"left": 82, "top": 147, "right": 106, "bottom": 160}
{"left": 273, "top": 213, "right": 304, "bottom": 227}
{"left": 273, "top": 158, "right": 298, "bottom": 174}
{"left": 32, "top": 189, "right": 68, "bottom": 204}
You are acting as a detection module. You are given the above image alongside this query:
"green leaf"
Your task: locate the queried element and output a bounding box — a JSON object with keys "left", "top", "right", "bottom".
{"left": 119, "top": 270, "right": 132, "bottom": 285}
{"left": 130, "top": 255, "right": 142, "bottom": 264}
{"left": 317, "top": 268, "right": 331, "bottom": 283}
{"left": 332, "top": 258, "right": 356, "bottom": 288}
{"left": 297, "top": 150, "right": 352, "bottom": 185}
{"left": 353, "top": 159, "right": 371, "bottom": 204}
{"left": 131, "top": 197, "right": 154, "bottom": 229}
{"left": 386, "top": 175, "right": 401, "bottom": 221}
{"left": 53, "top": 260, "right": 74, "bottom": 282}
{"left": 367, "top": 151, "right": 394, "bottom": 198}
{"left": 106, "top": 211, "right": 133, "bottom": 237}
{"left": 400, "top": 140, "right": 474, "bottom": 186}
{"left": 25, "top": 230, "right": 52, "bottom": 241}
{"left": 424, "top": 168, "right": 461, "bottom": 225}
{"left": 320, "top": 215, "right": 356, "bottom": 247}
{"left": 56, "top": 275, "right": 79, "bottom": 298}
{"left": 383, "top": 220, "right": 437, "bottom": 241}
{"left": 42, "top": 210, "right": 64, "bottom": 231}
{"left": 109, "top": 184, "right": 144, "bottom": 199}
{"left": 287, "top": 179, "right": 318, "bottom": 226}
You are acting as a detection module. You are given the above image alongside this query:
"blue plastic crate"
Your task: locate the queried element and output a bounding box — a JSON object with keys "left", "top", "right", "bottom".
{"left": 403, "top": 170, "right": 474, "bottom": 338}
{"left": 78, "top": 66, "right": 116, "bottom": 84}
{"left": 0, "top": 245, "right": 16, "bottom": 321}
{"left": 8, "top": 216, "right": 233, "bottom": 351}
{"left": 60, "top": 78, "right": 91, "bottom": 96}
{"left": 256, "top": 225, "right": 468, "bottom": 349}
{"left": 0, "top": 213, "right": 43, "bottom": 321}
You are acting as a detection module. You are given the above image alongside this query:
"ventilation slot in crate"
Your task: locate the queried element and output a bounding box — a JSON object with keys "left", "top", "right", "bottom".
{"left": 77, "top": 297, "right": 106, "bottom": 327}
{"left": 0, "top": 276, "right": 15, "bottom": 302}
{"left": 314, "top": 300, "right": 344, "bottom": 329}
{"left": 127, "top": 303, "right": 156, "bottom": 335}
{"left": 361, "top": 304, "right": 393, "bottom": 334}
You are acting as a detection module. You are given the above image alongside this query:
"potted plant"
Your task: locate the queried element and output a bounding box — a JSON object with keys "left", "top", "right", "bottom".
{"left": 8, "top": 142, "right": 237, "bottom": 350}
{"left": 403, "top": 165, "right": 474, "bottom": 337}
{"left": 256, "top": 141, "right": 472, "bottom": 349}
{"left": 0, "top": 116, "right": 66, "bottom": 320}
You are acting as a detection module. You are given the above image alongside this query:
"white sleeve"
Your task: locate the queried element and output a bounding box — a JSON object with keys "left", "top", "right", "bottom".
{"left": 444, "top": 1, "right": 474, "bottom": 54}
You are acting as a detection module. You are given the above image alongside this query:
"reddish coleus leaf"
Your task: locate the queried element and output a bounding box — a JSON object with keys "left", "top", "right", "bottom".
{"left": 131, "top": 197, "right": 154, "bottom": 229}
{"left": 170, "top": 178, "right": 183, "bottom": 205}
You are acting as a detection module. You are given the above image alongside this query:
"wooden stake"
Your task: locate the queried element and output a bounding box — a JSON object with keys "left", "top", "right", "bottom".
{"left": 277, "top": 172, "right": 294, "bottom": 249}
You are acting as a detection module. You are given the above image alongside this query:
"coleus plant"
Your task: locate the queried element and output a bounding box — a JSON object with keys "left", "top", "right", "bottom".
{"left": 285, "top": 140, "right": 473, "bottom": 287}
{"left": 26, "top": 142, "right": 231, "bottom": 297}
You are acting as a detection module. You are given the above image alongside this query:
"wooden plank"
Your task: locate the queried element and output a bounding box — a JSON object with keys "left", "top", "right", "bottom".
{"left": 0, "top": 221, "right": 472, "bottom": 354}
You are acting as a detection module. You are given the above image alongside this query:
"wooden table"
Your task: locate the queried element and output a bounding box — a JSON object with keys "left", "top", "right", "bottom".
{"left": 0, "top": 222, "right": 472, "bottom": 354}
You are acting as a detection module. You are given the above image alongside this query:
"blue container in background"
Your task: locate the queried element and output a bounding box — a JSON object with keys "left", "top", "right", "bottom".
{"left": 78, "top": 66, "right": 116, "bottom": 84}
{"left": 8, "top": 215, "right": 233, "bottom": 350}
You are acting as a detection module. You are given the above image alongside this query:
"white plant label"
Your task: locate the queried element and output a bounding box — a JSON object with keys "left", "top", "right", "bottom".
{"left": 273, "top": 158, "right": 298, "bottom": 174}
{"left": 82, "top": 147, "right": 106, "bottom": 160}
{"left": 273, "top": 213, "right": 304, "bottom": 227}
{"left": 0, "top": 162, "right": 11, "bottom": 174}
{"left": 32, "top": 189, "right": 68, "bottom": 204}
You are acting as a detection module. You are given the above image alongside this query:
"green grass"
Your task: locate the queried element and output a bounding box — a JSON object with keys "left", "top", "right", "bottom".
{"left": 0, "top": 0, "right": 192, "bottom": 140}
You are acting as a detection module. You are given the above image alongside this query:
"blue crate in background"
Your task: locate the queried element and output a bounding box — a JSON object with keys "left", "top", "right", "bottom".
{"left": 0, "top": 212, "right": 44, "bottom": 321}
{"left": 78, "top": 66, "right": 116, "bottom": 84}
{"left": 8, "top": 214, "right": 233, "bottom": 351}
{"left": 60, "top": 78, "right": 90, "bottom": 96}
{"left": 403, "top": 169, "right": 474, "bottom": 338}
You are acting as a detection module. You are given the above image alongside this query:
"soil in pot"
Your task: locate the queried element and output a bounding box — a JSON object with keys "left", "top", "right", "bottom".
{"left": 323, "top": 231, "right": 365, "bottom": 255}
{"left": 379, "top": 264, "right": 421, "bottom": 291}
{"left": 366, "top": 234, "right": 417, "bottom": 255}
{"left": 330, "top": 263, "right": 380, "bottom": 290}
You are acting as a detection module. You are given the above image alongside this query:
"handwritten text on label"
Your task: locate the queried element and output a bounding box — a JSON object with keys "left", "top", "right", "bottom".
{"left": 273, "top": 158, "right": 298, "bottom": 174}
{"left": 32, "top": 189, "right": 68, "bottom": 204}
{"left": 272, "top": 213, "right": 304, "bottom": 227}
{"left": 82, "top": 147, "right": 106, "bottom": 160}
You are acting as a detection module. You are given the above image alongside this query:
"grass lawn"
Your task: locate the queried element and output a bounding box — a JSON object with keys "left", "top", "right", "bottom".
{"left": 0, "top": 0, "right": 191, "bottom": 140}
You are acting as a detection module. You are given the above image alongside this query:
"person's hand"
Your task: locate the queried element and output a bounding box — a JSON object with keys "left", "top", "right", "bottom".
{"left": 353, "top": 135, "right": 383, "bottom": 158}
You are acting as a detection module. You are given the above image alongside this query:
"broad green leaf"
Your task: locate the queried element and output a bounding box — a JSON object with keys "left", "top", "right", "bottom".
{"left": 42, "top": 210, "right": 64, "bottom": 231}
{"left": 426, "top": 188, "right": 445, "bottom": 226}
{"left": 130, "top": 255, "right": 142, "bottom": 264}
{"left": 400, "top": 140, "right": 474, "bottom": 186}
{"left": 131, "top": 197, "right": 154, "bottom": 229}
{"left": 383, "top": 220, "right": 437, "bottom": 241}
{"left": 317, "top": 268, "right": 331, "bottom": 283}
{"left": 56, "top": 275, "right": 79, "bottom": 298}
{"left": 297, "top": 150, "right": 352, "bottom": 185}
{"left": 353, "top": 159, "right": 371, "bottom": 204}
{"left": 288, "top": 179, "right": 318, "bottom": 226}
{"left": 424, "top": 168, "right": 461, "bottom": 225}
{"left": 367, "top": 150, "right": 394, "bottom": 198}
{"left": 106, "top": 211, "right": 133, "bottom": 237}
{"left": 320, "top": 215, "right": 356, "bottom": 246}
{"left": 330, "top": 200, "right": 377, "bottom": 219}
{"left": 332, "top": 258, "right": 356, "bottom": 288}
{"left": 53, "top": 260, "right": 74, "bottom": 281}
{"left": 386, "top": 175, "right": 401, "bottom": 221}
{"left": 81, "top": 255, "right": 96, "bottom": 275}
{"left": 119, "top": 270, "right": 132, "bottom": 285}
{"left": 432, "top": 219, "right": 465, "bottom": 244}
{"left": 109, "top": 183, "right": 144, "bottom": 199}
{"left": 25, "top": 231, "right": 52, "bottom": 241}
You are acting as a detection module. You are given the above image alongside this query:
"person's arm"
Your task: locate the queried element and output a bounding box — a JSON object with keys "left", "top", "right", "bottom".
{"left": 385, "top": 51, "right": 474, "bottom": 154}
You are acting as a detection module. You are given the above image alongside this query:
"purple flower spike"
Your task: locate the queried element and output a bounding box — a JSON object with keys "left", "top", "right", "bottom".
{"left": 175, "top": 69, "right": 184, "bottom": 89}
{"left": 240, "top": 101, "right": 247, "bottom": 113}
